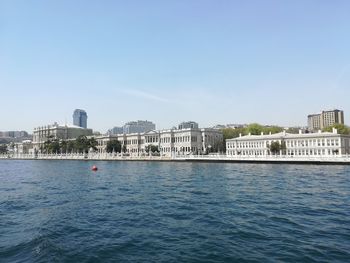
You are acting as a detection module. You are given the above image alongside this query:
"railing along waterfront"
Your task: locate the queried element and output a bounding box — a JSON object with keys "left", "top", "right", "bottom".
{"left": 175, "top": 154, "right": 350, "bottom": 163}
{"left": 1, "top": 153, "right": 350, "bottom": 163}
{"left": 0, "top": 153, "right": 172, "bottom": 161}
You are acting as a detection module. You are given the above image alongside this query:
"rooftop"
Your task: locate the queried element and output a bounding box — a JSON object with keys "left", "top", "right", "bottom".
{"left": 227, "top": 129, "right": 347, "bottom": 141}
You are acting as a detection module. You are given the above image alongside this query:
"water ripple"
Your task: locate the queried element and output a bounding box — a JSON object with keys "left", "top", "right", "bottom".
{"left": 0, "top": 161, "right": 350, "bottom": 262}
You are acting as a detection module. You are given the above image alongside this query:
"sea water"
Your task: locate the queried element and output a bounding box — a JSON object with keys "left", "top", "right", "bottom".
{"left": 0, "top": 160, "right": 349, "bottom": 262}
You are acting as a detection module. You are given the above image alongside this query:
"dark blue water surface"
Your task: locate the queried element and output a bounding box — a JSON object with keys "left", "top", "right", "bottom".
{"left": 0, "top": 160, "right": 350, "bottom": 262}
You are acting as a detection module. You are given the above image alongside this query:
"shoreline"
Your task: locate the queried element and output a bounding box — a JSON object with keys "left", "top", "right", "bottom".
{"left": 1, "top": 154, "right": 350, "bottom": 165}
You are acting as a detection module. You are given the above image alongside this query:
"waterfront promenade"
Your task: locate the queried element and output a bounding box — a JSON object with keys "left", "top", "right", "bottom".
{"left": 2, "top": 153, "right": 350, "bottom": 164}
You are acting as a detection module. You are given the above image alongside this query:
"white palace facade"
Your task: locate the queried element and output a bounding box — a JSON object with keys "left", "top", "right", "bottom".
{"left": 32, "top": 122, "right": 93, "bottom": 152}
{"left": 96, "top": 126, "right": 223, "bottom": 157}
{"left": 226, "top": 129, "right": 350, "bottom": 157}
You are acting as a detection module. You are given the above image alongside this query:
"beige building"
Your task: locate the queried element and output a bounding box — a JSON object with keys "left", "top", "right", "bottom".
{"left": 226, "top": 129, "right": 350, "bottom": 157}
{"left": 33, "top": 122, "right": 93, "bottom": 152}
{"left": 308, "top": 109, "right": 344, "bottom": 131}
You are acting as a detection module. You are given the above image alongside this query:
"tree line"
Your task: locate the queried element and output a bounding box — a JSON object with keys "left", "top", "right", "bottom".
{"left": 41, "top": 135, "right": 98, "bottom": 154}
{"left": 105, "top": 140, "right": 159, "bottom": 154}
{"left": 0, "top": 144, "right": 7, "bottom": 154}
{"left": 221, "top": 123, "right": 285, "bottom": 143}
{"left": 322, "top": 124, "right": 350, "bottom": 135}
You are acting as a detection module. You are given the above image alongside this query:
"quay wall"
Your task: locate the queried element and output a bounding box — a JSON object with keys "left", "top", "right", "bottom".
{"left": 1, "top": 154, "right": 350, "bottom": 165}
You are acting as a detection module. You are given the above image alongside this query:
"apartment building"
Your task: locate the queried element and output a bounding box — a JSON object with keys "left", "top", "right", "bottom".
{"left": 308, "top": 109, "right": 344, "bottom": 131}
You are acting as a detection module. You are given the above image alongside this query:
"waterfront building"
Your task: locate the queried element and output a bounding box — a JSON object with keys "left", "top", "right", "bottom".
{"left": 13, "top": 140, "right": 33, "bottom": 154}
{"left": 125, "top": 133, "right": 143, "bottom": 154}
{"left": 308, "top": 109, "right": 344, "bottom": 131}
{"left": 95, "top": 135, "right": 113, "bottom": 153}
{"left": 95, "top": 122, "right": 223, "bottom": 157}
{"left": 33, "top": 122, "right": 93, "bottom": 152}
{"left": 73, "top": 109, "right": 88, "bottom": 129}
{"left": 226, "top": 129, "right": 350, "bottom": 157}
{"left": 178, "top": 129, "right": 200, "bottom": 154}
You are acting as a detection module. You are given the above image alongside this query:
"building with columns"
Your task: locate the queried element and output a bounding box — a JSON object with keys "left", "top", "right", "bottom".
{"left": 95, "top": 122, "right": 223, "bottom": 157}
{"left": 32, "top": 122, "right": 93, "bottom": 152}
{"left": 226, "top": 129, "right": 350, "bottom": 157}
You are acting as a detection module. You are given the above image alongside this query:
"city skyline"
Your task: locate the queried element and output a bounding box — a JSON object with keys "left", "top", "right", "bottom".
{"left": 1, "top": 1, "right": 350, "bottom": 131}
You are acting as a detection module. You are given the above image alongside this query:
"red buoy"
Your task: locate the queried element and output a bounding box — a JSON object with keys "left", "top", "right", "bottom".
{"left": 91, "top": 165, "right": 98, "bottom": 171}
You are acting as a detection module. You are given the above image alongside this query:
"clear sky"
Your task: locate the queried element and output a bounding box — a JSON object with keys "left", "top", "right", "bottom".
{"left": 1, "top": 0, "right": 350, "bottom": 133}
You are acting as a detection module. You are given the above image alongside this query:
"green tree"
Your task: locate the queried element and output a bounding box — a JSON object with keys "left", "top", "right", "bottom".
{"left": 43, "top": 135, "right": 55, "bottom": 153}
{"left": 285, "top": 127, "right": 300, "bottom": 134}
{"left": 322, "top": 124, "right": 350, "bottom": 135}
{"left": 221, "top": 127, "right": 246, "bottom": 140}
{"left": 60, "top": 140, "right": 68, "bottom": 154}
{"left": 50, "top": 139, "right": 61, "bottom": 153}
{"left": 268, "top": 141, "right": 286, "bottom": 155}
{"left": 89, "top": 137, "right": 98, "bottom": 152}
{"left": 75, "top": 135, "right": 90, "bottom": 153}
{"left": 0, "top": 144, "right": 7, "bottom": 154}
{"left": 67, "top": 141, "right": 76, "bottom": 153}
{"left": 268, "top": 141, "right": 280, "bottom": 155}
{"left": 145, "top": 144, "right": 159, "bottom": 153}
{"left": 263, "top": 126, "right": 283, "bottom": 135}
{"left": 106, "top": 140, "right": 121, "bottom": 153}
{"left": 247, "top": 123, "right": 263, "bottom": 135}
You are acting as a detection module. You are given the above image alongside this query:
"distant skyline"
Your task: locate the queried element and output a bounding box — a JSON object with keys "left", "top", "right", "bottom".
{"left": 1, "top": 0, "right": 350, "bottom": 132}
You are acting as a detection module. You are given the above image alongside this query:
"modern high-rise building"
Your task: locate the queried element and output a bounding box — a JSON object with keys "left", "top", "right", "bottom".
{"left": 178, "top": 121, "right": 199, "bottom": 130}
{"left": 107, "top": 121, "right": 156, "bottom": 135}
{"left": 107, "top": 126, "right": 124, "bottom": 135}
{"left": 322, "top": 110, "right": 344, "bottom": 128}
{"left": 307, "top": 114, "right": 322, "bottom": 131}
{"left": 73, "top": 109, "right": 88, "bottom": 128}
{"left": 123, "top": 120, "right": 155, "bottom": 134}
{"left": 308, "top": 109, "right": 344, "bottom": 131}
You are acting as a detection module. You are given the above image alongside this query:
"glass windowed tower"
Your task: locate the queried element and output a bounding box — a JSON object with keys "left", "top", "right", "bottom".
{"left": 73, "top": 109, "right": 88, "bottom": 129}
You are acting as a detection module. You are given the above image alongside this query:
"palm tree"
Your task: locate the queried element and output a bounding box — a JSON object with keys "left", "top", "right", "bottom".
{"left": 106, "top": 140, "right": 121, "bottom": 153}
{"left": 88, "top": 137, "right": 98, "bottom": 152}
{"left": 60, "top": 140, "right": 68, "bottom": 154}
{"left": 75, "top": 135, "right": 89, "bottom": 153}
{"left": 67, "top": 141, "right": 76, "bottom": 154}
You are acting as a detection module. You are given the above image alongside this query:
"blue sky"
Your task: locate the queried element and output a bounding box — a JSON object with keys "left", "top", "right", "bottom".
{"left": 1, "top": 0, "right": 350, "bottom": 132}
